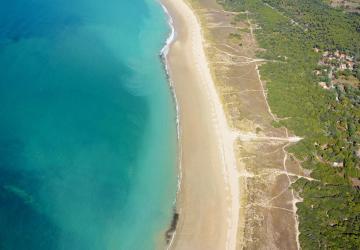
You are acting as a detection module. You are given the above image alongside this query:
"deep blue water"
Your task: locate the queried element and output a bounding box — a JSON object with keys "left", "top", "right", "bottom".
{"left": 0, "top": 0, "right": 177, "bottom": 249}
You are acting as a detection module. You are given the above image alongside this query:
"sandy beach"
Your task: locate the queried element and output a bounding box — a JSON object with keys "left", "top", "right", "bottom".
{"left": 163, "top": 0, "right": 304, "bottom": 248}
{"left": 161, "top": 0, "right": 241, "bottom": 249}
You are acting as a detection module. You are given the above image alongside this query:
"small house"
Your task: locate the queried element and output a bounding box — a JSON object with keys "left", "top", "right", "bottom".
{"left": 319, "top": 82, "right": 329, "bottom": 89}
{"left": 332, "top": 161, "right": 344, "bottom": 167}
{"left": 347, "top": 61, "right": 354, "bottom": 70}
{"left": 339, "top": 63, "right": 347, "bottom": 70}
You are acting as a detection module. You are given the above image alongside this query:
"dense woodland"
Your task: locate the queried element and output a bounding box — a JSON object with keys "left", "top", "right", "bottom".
{"left": 219, "top": 0, "right": 360, "bottom": 248}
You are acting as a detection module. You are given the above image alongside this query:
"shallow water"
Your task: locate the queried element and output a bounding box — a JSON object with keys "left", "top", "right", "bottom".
{"left": 0, "top": 0, "right": 177, "bottom": 249}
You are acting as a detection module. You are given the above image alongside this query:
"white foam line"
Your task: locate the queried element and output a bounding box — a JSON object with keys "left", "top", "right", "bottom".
{"left": 160, "top": 4, "right": 176, "bottom": 58}
{"left": 159, "top": 1, "right": 182, "bottom": 195}
{"left": 158, "top": 2, "right": 183, "bottom": 249}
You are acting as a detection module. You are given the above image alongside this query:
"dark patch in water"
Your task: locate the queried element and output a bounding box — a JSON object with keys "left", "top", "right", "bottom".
{"left": 165, "top": 210, "right": 179, "bottom": 244}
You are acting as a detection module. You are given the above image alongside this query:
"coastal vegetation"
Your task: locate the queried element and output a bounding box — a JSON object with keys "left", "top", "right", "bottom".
{"left": 219, "top": 0, "right": 360, "bottom": 248}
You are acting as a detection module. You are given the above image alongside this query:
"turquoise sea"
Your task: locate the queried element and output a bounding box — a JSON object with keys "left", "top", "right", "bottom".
{"left": 0, "top": 0, "right": 177, "bottom": 249}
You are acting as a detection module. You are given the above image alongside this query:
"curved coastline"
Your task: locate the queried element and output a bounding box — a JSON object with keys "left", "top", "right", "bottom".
{"left": 159, "top": 0, "right": 242, "bottom": 249}
{"left": 159, "top": 3, "right": 183, "bottom": 247}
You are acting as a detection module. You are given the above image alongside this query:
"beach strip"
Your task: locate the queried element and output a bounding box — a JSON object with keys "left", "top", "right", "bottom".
{"left": 161, "top": 0, "right": 241, "bottom": 249}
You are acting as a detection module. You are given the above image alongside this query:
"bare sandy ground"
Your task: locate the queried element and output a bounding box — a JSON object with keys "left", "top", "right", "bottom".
{"left": 187, "top": 0, "right": 309, "bottom": 249}
{"left": 161, "top": 0, "right": 242, "bottom": 249}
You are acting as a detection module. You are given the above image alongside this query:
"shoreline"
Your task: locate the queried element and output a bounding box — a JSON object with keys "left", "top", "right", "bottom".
{"left": 160, "top": 2, "right": 182, "bottom": 198}
{"left": 159, "top": 3, "right": 182, "bottom": 248}
{"left": 159, "top": 0, "right": 241, "bottom": 249}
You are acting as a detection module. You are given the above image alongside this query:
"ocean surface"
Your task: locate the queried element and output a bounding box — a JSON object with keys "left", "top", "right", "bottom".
{"left": 0, "top": 0, "right": 177, "bottom": 249}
